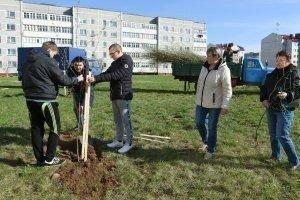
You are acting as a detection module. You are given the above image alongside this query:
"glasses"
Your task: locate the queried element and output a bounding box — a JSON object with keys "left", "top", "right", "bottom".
{"left": 109, "top": 51, "right": 118, "bottom": 56}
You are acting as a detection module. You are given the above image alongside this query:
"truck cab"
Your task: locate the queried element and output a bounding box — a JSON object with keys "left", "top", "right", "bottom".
{"left": 241, "top": 58, "right": 274, "bottom": 86}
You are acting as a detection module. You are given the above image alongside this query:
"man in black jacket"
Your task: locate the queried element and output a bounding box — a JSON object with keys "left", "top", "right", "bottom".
{"left": 87, "top": 43, "right": 134, "bottom": 154}
{"left": 22, "top": 41, "right": 83, "bottom": 166}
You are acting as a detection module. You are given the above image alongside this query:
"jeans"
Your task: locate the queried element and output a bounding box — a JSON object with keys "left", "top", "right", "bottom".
{"left": 267, "top": 108, "right": 299, "bottom": 166}
{"left": 112, "top": 100, "right": 133, "bottom": 145}
{"left": 196, "top": 105, "right": 221, "bottom": 153}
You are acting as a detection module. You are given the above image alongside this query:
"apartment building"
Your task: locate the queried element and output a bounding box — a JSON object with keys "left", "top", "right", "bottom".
{"left": 0, "top": 0, "right": 207, "bottom": 74}
{"left": 261, "top": 33, "right": 300, "bottom": 67}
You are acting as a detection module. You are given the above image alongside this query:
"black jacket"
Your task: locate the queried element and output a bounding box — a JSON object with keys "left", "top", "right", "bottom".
{"left": 94, "top": 54, "right": 133, "bottom": 101}
{"left": 22, "top": 49, "right": 78, "bottom": 100}
{"left": 260, "top": 64, "right": 300, "bottom": 111}
{"left": 67, "top": 63, "right": 94, "bottom": 106}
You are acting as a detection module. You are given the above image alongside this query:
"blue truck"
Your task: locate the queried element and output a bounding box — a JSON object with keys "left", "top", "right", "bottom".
{"left": 172, "top": 58, "right": 274, "bottom": 91}
{"left": 17, "top": 47, "right": 102, "bottom": 80}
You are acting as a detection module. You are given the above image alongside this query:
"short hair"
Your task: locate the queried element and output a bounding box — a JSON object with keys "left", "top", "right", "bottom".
{"left": 42, "top": 41, "right": 58, "bottom": 52}
{"left": 276, "top": 50, "right": 291, "bottom": 61}
{"left": 71, "top": 56, "right": 88, "bottom": 67}
{"left": 206, "top": 47, "right": 222, "bottom": 58}
{"left": 109, "top": 43, "right": 122, "bottom": 52}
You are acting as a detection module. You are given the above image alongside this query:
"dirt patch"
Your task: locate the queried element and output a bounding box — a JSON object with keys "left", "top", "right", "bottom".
{"left": 55, "top": 132, "right": 117, "bottom": 199}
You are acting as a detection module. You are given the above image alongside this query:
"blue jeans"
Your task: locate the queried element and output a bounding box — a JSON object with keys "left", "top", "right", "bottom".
{"left": 267, "top": 108, "right": 299, "bottom": 166}
{"left": 196, "top": 105, "right": 221, "bottom": 153}
{"left": 112, "top": 100, "right": 133, "bottom": 145}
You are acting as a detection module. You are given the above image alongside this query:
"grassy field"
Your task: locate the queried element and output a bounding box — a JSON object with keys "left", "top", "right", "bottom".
{"left": 0, "top": 75, "right": 299, "bottom": 199}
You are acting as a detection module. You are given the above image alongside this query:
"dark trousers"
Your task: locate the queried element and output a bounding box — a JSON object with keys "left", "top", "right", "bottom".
{"left": 26, "top": 101, "right": 61, "bottom": 163}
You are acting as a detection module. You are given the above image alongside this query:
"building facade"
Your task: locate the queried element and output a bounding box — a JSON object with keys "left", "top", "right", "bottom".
{"left": 0, "top": 0, "right": 207, "bottom": 74}
{"left": 261, "top": 33, "right": 300, "bottom": 67}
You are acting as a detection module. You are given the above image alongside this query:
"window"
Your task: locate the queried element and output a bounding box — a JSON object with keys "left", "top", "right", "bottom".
{"left": 103, "top": 41, "right": 107, "bottom": 48}
{"left": 24, "top": 12, "right": 30, "bottom": 18}
{"left": 8, "top": 61, "right": 17, "bottom": 67}
{"left": 80, "top": 19, "right": 87, "bottom": 24}
{"left": 7, "top": 24, "right": 16, "bottom": 31}
{"left": 8, "top": 49, "right": 16, "bottom": 56}
{"left": 103, "top": 31, "right": 107, "bottom": 37}
{"left": 0, "top": 61, "right": 2, "bottom": 68}
{"left": 110, "top": 21, "right": 117, "bottom": 27}
{"left": 30, "top": 13, "right": 36, "bottom": 19}
{"left": 163, "top": 36, "right": 168, "bottom": 42}
{"left": 163, "top": 26, "right": 168, "bottom": 31}
{"left": 91, "top": 19, "right": 95, "bottom": 24}
{"left": 91, "top": 30, "right": 95, "bottom": 36}
{"left": 80, "top": 40, "right": 87, "bottom": 47}
{"left": 0, "top": 49, "right": 1, "bottom": 55}
{"left": 103, "top": 52, "right": 107, "bottom": 58}
{"left": 80, "top": 29, "right": 87, "bottom": 36}
{"left": 111, "top": 32, "right": 117, "bottom": 38}
{"left": 49, "top": 14, "right": 55, "bottom": 20}
{"left": 103, "top": 20, "right": 107, "bottom": 27}
{"left": 7, "top": 36, "right": 16, "bottom": 43}
{"left": 91, "top": 41, "right": 95, "bottom": 47}
{"left": 7, "top": 11, "right": 15, "bottom": 19}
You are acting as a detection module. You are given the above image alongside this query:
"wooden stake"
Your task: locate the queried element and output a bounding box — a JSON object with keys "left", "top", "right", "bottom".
{"left": 135, "top": 136, "right": 167, "bottom": 144}
{"left": 140, "top": 134, "right": 171, "bottom": 140}
{"left": 81, "top": 72, "right": 91, "bottom": 161}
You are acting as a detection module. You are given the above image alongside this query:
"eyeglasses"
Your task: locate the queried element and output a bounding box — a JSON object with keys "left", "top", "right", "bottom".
{"left": 109, "top": 51, "right": 117, "bottom": 56}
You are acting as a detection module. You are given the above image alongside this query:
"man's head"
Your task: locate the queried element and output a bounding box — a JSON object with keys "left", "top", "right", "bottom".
{"left": 275, "top": 50, "right": 291, "bottom": 69}
{"left": 72, "top": 56, "right": 86, "bottom": 73}
{"left": 42, "top": 41, "right": 58, "bottom": 58}
{"left": 109, "top": 44, "right": 123, "bottom": 60}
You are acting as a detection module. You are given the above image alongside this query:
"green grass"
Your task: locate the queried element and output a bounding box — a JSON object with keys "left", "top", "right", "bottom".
{"left": 0, "top": 75, "right": 299, "bottom": 199}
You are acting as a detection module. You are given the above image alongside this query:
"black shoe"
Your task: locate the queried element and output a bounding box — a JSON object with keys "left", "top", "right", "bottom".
{"left": 44, "top": 157, "right": 65, "bottom": 166}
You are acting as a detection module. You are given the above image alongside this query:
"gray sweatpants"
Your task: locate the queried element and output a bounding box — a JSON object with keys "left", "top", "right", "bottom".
{"left": 112, "top": 100, "right": 133, "bottom": 145}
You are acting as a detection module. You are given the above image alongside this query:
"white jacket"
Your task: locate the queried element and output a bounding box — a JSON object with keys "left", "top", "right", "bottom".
{"left": 195, "top": 60, "right": 232, "bottom": 109}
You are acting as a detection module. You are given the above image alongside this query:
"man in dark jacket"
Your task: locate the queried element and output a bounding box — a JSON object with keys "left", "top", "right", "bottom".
{"left": 87, "top": 43, "right": 134, "bottom": 154}
{"left": 67, "top": 56, "right": 94, "bottom": 131}
{"left": 260, "top": 50, "right": 300, "bottom": 171}
{"left": 22, "top": 41, "right": 83, "bottom": 166}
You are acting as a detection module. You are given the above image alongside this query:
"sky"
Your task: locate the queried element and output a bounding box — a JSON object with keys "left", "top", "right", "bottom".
{"left": 27, "top": 0, "right": 300, "bottom": 52}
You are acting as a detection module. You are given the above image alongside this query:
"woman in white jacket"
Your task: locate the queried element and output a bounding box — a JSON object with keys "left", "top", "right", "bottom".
{"left": 195, "top": 47, "right": 232, "bottom": 160}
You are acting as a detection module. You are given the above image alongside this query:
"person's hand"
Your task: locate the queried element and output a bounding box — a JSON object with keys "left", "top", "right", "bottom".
{"left": 77, "top": 75, "right": 84, "bottom": 82}
{"left": 220, "top": 108, "right": 229, "bottom": 116}
{"left": 86, "top": 75, "right": 95, "bottom": 83}
{"left": 277, "top": 92, "right": 287, "bottom": 100}
{"left": 262, "top": 100, "right": 270, "bottom": 108}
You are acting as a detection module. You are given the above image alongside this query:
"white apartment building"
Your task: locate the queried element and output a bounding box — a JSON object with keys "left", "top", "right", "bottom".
{"left": 0, "top": 0, "right": 207, "bottom": 74}
{"left": 261, "top": 33, "right": 300, "bottom": 67}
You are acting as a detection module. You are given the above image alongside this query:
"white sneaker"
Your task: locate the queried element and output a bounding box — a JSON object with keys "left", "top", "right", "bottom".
{"left": 107, "top": 140, "right": 123, "bottom": 148}
{"left": 118, "top": 143, "right": 133, "bottom": 154}
{"left": 202, "top": 144, "right": 208, "bottom": 152}
{"left": 204, "top": 152, "right": 214, "bottom": 160}
{"left": 290, "top": 163, "right": 300, "bottom": 171}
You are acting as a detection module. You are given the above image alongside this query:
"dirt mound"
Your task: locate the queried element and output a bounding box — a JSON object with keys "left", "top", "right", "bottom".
{"left": 55, "top": 133, "right": 117, "bottom": 199}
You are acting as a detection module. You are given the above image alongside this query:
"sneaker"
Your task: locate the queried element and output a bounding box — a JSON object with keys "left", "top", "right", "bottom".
{"left": 290, "top": 163, "right": 300, "bottom": 171}
{"left": 118, "top": 143, "right": 133, "bottom": 154}
{"left": 204, "top": 152, "right": 214, "bottom": 160}
{"left": 107, "top": 140, "right": 123, "bottom": 148}
{"left": 44, "top": 157, "right": 65, "bottom": 166}
{"left": 201, "top": 144, "right": 208, "bottom": 152}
